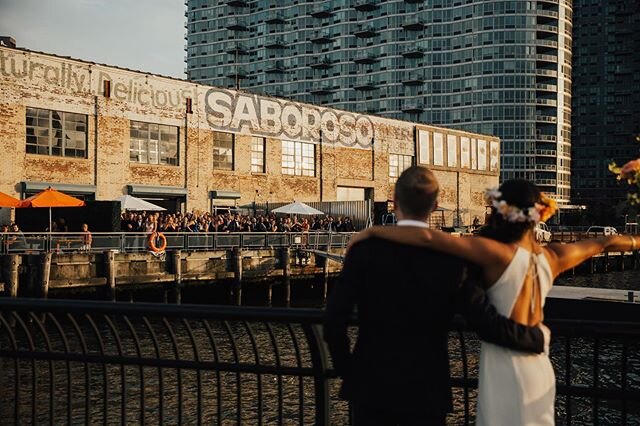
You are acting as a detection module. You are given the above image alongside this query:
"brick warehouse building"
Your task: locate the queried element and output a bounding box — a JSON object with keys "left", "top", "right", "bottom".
{"left": 0, "top": 46, "right": 499, "bottom": 225}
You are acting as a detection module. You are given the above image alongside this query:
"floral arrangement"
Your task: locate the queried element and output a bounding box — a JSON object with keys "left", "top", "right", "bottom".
{"left": 609, "top": 136, "right": 640, "bottom": 205}
{"left": 485, "top": 189, "right": 557, "bottom": 224}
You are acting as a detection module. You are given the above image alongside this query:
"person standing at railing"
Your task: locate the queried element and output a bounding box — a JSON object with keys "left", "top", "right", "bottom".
{"left": 8, "top": 223, "right": 27, "bottom": 251}
{"left": 80, "top": 223, "right": 92, "bottom": 252}
{"left": 325, "top": 167, "right": 547, "bottom": 426}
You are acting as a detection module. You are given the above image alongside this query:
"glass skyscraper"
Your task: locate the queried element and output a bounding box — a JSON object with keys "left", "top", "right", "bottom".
{"left": 571, "top": 0, "right": 640, "bottom": 220}
{"left": 186, "top": 0, "right": 573, "bottom": 203}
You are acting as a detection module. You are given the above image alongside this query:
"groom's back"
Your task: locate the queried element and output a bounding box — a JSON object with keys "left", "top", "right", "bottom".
{"left": 341, "top": 236, "right": 465, "bottom": 412}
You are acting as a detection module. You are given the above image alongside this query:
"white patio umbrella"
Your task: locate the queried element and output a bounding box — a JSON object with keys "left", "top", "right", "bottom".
{"left": 115, "top": 195, "right": 166, "bottom": 211}
{"left": 271, "top": 201, "right": 324, "bottom": 216}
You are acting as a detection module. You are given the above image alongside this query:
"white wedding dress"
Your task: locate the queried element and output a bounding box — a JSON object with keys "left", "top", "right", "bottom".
{"left": 476, "top": 247, "right": 556, "bottom": 426}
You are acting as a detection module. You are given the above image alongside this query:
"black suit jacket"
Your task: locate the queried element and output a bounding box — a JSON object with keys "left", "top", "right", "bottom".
{"left": 323, "top": 237, "right": 544, "bottom": 416}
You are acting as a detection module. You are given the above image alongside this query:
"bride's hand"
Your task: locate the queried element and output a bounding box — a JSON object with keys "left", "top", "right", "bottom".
{"left": 538, "top": 323, "right": 551, "bottom": 355}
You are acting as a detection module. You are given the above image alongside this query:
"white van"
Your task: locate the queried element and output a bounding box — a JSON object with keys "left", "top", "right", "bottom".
{"left": 535, "top": 222, "right": 552, "bottom": 243}
{"left": 586, "top": 226, "right": 618, "bottom": 236}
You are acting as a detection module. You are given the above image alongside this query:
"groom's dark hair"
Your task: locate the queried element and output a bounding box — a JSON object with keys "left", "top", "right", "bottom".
{"left": 394, "top": 166, "right": 439, "bottom": 218}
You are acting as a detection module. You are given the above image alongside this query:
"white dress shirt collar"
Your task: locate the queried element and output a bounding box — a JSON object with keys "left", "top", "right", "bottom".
{"left": 396, "top": 219, "right": 429, "bottom": 229}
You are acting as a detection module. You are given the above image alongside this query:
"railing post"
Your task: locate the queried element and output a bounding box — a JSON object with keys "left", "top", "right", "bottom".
{"left": 302, "top": 324, "right": 331, "bottom": 426}
{"left": 40, "top": 252, "right": 52, "bottom": 299}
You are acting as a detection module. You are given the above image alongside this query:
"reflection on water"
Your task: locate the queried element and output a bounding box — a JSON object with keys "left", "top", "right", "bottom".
{"left": 557, "top": 270, "right": 640, "bottom": 291}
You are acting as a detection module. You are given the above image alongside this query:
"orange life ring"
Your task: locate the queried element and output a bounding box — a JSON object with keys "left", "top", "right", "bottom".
{"left": 148, "top": 232, "right": 167, "bottom": 252}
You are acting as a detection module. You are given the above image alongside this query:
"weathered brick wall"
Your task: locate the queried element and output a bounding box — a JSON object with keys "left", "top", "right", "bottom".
{"left": 0, "top": 47, "right": 499, "bottom": 225}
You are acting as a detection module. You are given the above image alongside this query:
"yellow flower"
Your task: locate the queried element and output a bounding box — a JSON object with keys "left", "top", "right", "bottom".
{"left": 538, "top": 193, "right": 557, "bottom": 223}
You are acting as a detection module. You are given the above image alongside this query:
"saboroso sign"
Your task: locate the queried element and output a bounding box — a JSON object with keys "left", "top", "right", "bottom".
{"left": 205, "top": 88, "right": 375, "bottom": 148}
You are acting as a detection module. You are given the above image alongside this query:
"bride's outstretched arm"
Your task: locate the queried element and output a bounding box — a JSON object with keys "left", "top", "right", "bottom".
{"left": 546, "top": 235, "right": 639, "bottom": 277}
{"left": 349, "top": 226, "right": 509, "bottom": 267}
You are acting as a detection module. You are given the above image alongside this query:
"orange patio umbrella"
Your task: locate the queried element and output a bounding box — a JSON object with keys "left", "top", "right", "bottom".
{"left": 19, "top": 187, "right": 86, "bottom": 232}
{"left": 0, "top": 191, "right": 21, "bottom": 208}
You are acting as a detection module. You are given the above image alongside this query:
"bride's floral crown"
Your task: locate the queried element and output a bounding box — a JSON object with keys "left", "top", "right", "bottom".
{"left": 485, "top": 188, "right": 557, "bottom": 223}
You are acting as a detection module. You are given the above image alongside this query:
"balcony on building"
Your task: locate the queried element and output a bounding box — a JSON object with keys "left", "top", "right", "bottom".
{"left": 536, "top": 134, "right": 558, "bottom": 143}
{"left": 535, "top": 53, "right": 557, "bottom": 63}
{"left": 310, "top": 31, "right": 332, "bottom": 44}
{"left": 535, "top": 163, "right": 558, "bottom": 172}
{"left": 265, "top": 37, "right": 286, "bottom": 49}
{"left": 354, "top": 78, "right": 377, "bottom": 91}
{"left": 402, "top": 17, "right": 426, "bottom": 31}
{"left": 535, "top": 98, "right": 558, "bottom": 107}
{"left": 226, "top": 68, "right": 248, "bottom": 79}
{"left": 536, "top": 9, "right": 559, "bottom": 20}
{"left": 310, "top": 83, "right": 334, "bottom": 95}
{"left": 402, "top": 73, "right": 424, "bottom": 86}
{"left": 227, "top": 0, "right": 248, "bottom": 6}
{"left": 226, "top": 18, "right": 248, "bottom": 31}
{"left": 354, "top": 52, "right": 379, "bottom": 64}
{"left": 535, "top": 114, "right": 558, "bottom": 123}
{"left": 266, "top": 61, "right": 286, "bottom": 74}
{"left": 310, "top": 57, "right": 333, "bottom": 69}
{"left": 266, "top": 12, "right": 286, "bottom": 24}
{"left": 535, "top": 148, "right": 557, "bottom": 157}
{"left": 535, "top": 178, "right": 557, "bottom": 187}
{"left": 536, "top": 83, "right": 558, "bottom": 92}
{"left": 537, "top": 23, "right": 559, "bottom": 34}
{"left": 401, "top": 45, "right": 425, "bottom": 58}
{"left": 535, "top": 68, "right": 558, "bottom": 78}
{"left": 226, "top": 43, "right": 248, "bottom": 55}
{"left": 354, "top": 25, "right": 378, "bottom": 38}
{"left": 310, "top": 5, "right": 333, "bottom": 18}
{"left": 402, "top": 102, "right": 424, "bottom": 113}
{"left": 354, "top": 0, "right": 379, "bottom": 12}
{"left": 404, "top": 0, "right": 424, "bottom": 3}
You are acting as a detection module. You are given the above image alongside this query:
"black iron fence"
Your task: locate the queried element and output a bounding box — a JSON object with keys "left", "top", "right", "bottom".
{"left": 0, "top": 299, "right": 639, "bottom": 425}
{"left": 0, "top": 231, "right": 355, "bottom": 255}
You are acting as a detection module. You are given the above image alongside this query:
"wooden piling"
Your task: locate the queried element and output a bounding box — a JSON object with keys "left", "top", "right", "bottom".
{"left": 604, "top": 252, "right": 609, "bottom": 273}
{"left": 619, "top": 253, "right": 625, "bottom": 272}
{"left": 282, "top": 248, "right": 291, "bottom": 306}
{"left": 40, "top": 252, "right": 52, "bottom": 299}
{"left": 105, "top": 250, "right": 117, "bottom": 301}
{"left": 232, "top": 248, "right": 243, "bottom": 306}
{"left": 322, "top": 245, "right": 330, "bottom": 303}
{"left": 6, "top": 254, "right": 21, "bottom": 297}
{"left": 173, "top": 250, "right": 182, "bottom": 304}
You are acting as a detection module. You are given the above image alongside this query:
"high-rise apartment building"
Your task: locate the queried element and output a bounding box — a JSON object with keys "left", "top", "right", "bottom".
{"left": 186, "top": 0, "right": 573, "bottom": 203}
{"left": 571, "top": 0, "right": 640, "bottom": 218}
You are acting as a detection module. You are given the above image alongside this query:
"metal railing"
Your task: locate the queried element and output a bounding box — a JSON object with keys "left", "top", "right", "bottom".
{"left": 0, "top": 299, "right": 638, "bottom": 425}
{"left": 0, "top": 232, "right": 355, "bottom": 255}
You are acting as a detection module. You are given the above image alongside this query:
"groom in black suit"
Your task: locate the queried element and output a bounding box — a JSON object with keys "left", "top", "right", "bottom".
{"left": 324, "top": 166, "right": 546, "bottom": 426}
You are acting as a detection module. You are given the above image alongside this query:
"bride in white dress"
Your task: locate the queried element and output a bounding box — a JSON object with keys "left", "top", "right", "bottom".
{"left": 352, "top": 179, "right": 638, "bottom": 425}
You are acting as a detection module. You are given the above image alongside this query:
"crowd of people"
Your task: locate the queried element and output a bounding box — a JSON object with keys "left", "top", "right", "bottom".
{"left": 120, "top": 211, "right": 357, "bottom": 233}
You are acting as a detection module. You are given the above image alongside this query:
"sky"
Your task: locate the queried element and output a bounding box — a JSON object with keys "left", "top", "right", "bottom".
{"left": 0, "top": 0, "right": 186, "bottom": 78}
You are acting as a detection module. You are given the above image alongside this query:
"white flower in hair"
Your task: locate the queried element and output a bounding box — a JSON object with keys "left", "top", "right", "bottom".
{"left": 485, "top": 188, "right": 502, "bottom": 204}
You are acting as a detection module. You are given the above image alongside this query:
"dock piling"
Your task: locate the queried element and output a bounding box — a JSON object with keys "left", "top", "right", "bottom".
{"left": 282, "top": 248, "right": 291, "bottom": 306}
{"left": 232, "top": 248, "right": 243, "bottom": 306}
{"left": 40, "top": 252, "right": 52, "bottom": 299}
{"left": 105, "top": 250, "right": 116, "bottom": 301}
{"left": 322, "top": 245, "right": 330, "bottom": 303}
{"left": 173, "top": 250, "right": 182, "bottom": 304}
{"left": 6, "top": 254, "right": 21, "bottom": 297}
